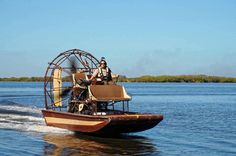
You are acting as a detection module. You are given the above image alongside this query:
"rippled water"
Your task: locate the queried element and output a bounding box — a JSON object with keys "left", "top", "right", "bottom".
{"left": 0, "top": 82, "right": 236, "bottom": 155}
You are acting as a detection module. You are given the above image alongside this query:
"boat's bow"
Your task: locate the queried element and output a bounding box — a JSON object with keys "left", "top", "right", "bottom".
{"left": 42, "top": 110, "right": 110, "bottom": 133}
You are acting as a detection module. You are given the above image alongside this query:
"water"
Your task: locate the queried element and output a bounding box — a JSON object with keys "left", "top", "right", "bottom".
{"left": 0, "top": 82, "right": 236, "bottom": 155}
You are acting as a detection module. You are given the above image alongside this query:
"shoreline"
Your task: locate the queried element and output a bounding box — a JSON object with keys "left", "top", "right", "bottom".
{"left": 1, "top": 75, "right": 236, "bottom": 83}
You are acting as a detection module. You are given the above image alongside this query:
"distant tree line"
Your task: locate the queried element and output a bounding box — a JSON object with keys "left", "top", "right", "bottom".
{"left": 118, "top": 75, "right": 236, "bottom": 83}
{"left": 0, "top": 77, "right": 44, "bottom": 82}
{"left": 1, "top": 75, "right": 236, "bottom": 83}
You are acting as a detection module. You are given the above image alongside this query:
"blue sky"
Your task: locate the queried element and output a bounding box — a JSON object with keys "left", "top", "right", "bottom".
{"left": 0, "top": 0, "right": 236, "bottom": 77}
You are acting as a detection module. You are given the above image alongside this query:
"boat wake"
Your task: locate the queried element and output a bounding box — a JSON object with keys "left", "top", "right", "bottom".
{"left": 0, "top": 100, "right": 70, "bottom": 134}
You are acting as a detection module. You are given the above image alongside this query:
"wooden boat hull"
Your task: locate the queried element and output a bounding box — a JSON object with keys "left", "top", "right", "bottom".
{"left": 42, "top": 110, "right": 110, "bottom": 133}
{"left": 42, "top": 110, "right": 163, "bottom": 134}
{"left": 97, "top": 114, "right": 163, "bottom": 134}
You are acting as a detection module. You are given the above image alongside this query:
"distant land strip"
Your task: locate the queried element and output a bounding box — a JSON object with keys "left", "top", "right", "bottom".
{"left": 0, "top": 75, "right": 236, "bottom": 83}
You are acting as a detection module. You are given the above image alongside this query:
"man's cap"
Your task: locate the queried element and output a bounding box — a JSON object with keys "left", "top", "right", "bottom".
{"left": 100, "top": 57, "right": 106, "bottom": 62}
{"left": 100, "top": 60, "right": 106, "bottom": 64}
{"left": 100, "top": 57, "right": 107, "bottom": 64}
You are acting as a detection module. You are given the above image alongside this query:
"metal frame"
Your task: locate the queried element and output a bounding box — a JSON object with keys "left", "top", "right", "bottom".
{"left": 44, "top": 49, "right": 99, "bottom": 109}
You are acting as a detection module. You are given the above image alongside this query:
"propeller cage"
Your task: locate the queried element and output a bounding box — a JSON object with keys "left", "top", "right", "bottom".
{"left": 44, "top": 49, "right": 100, "bottom": 110}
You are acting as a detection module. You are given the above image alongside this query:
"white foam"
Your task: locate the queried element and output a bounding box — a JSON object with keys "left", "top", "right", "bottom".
{"left": 0, "top": 105, "right": 71, "bottom": 134}
{"left": 0, "top": 105, "right": 42, "bottom": 114}
{"left": 0, "top": 114, "right": 43, "bottom": 121}
{"left": 0, "top": 117, "right": 71, "bottom": 134}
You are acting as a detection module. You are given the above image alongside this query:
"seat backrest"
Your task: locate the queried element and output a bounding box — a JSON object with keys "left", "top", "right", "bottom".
{"left": 89, "top": 85, "right": 131, "bottom": 101}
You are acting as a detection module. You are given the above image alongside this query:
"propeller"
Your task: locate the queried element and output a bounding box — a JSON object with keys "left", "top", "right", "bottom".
{"left": 60, "top": 87, "right": 72, "bottom": 98}
{"left": 59, "top": 56, "right": 78, "bottom": 98}
{"left": 69, "top": 56, "right": 78, "bottom": 74}
{"left": 60, "top": 55, "right": 91, "bottom": 98}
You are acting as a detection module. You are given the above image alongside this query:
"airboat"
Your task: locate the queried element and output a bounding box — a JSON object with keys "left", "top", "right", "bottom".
{"left": 42, "top": 49, "right": 163, "bottom": 135}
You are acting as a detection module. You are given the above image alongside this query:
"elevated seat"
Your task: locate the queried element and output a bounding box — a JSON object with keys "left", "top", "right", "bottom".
{"left": 72, "top": 72, "right": 88, "bottom": 87}
{"left": 89, "top": 85, "right": 131, "bottom": 102}
{"left": 74, "top": 72, "right": 87, "bottom": 80}
{"left": 72, "top": 72, "right": 88, "bottom": 95}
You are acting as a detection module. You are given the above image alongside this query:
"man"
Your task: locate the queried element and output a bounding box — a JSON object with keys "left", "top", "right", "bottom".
{"left": 89, "top": 59, "right": 113, "bottom": 84}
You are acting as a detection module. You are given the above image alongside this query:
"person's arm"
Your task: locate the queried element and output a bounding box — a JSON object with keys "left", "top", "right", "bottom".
{"left": 112, "top": 74, "right": 119, "bottom": 79}
{"left": 89, "top": 69, "right": 99, "bottom": 80}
